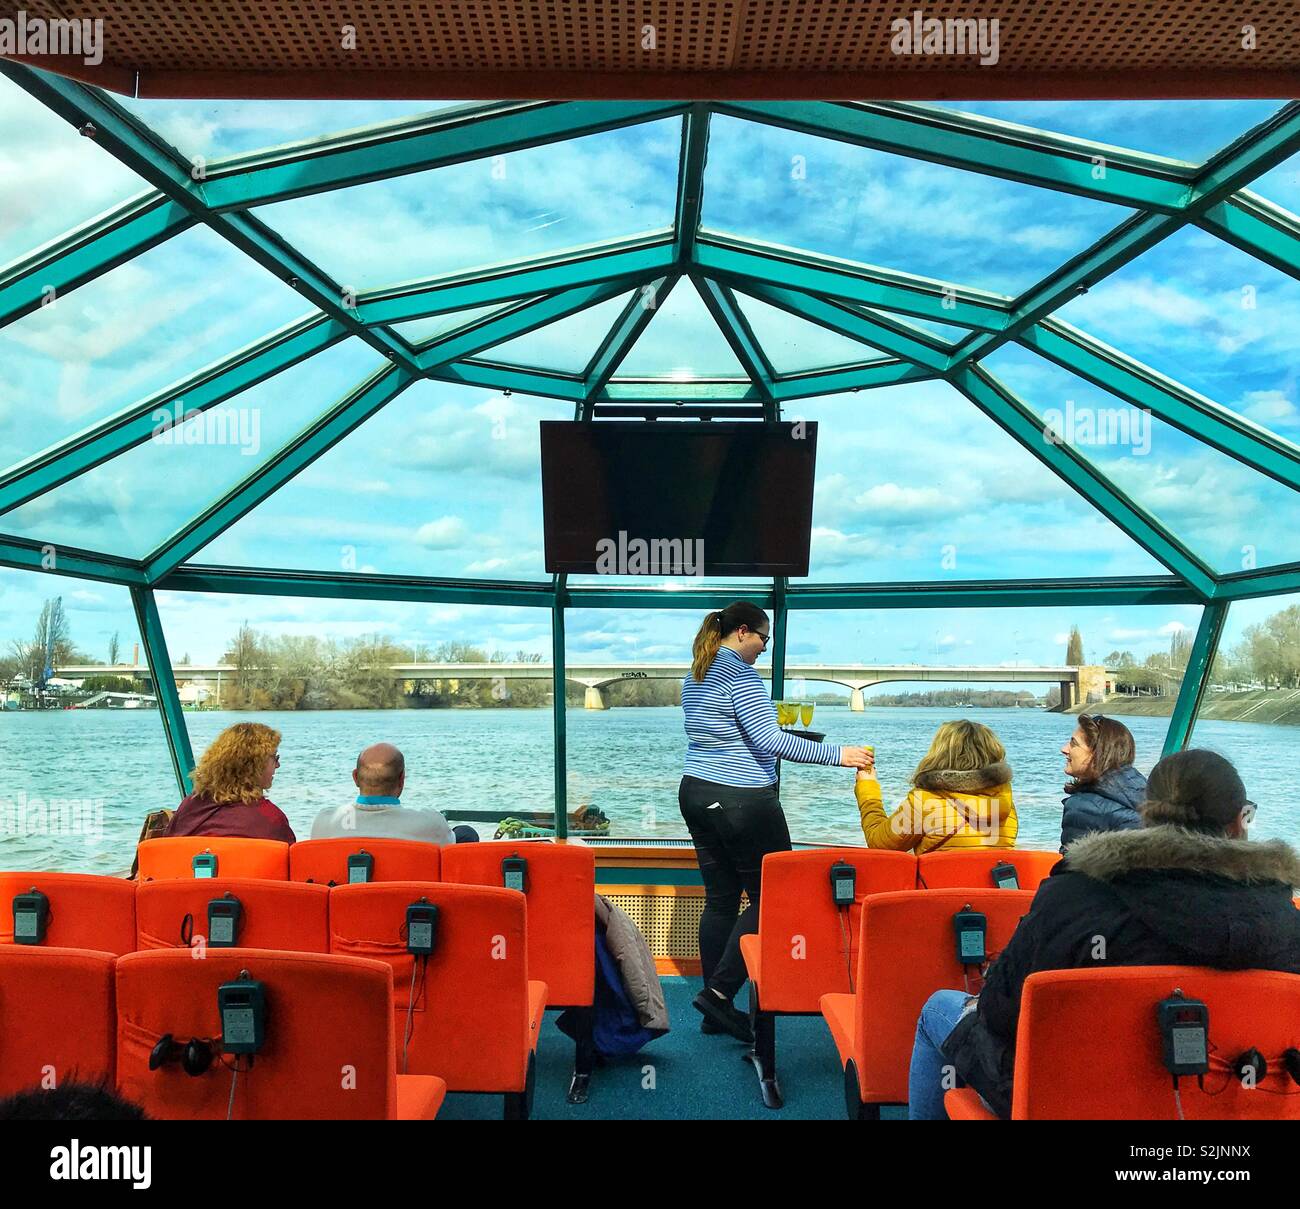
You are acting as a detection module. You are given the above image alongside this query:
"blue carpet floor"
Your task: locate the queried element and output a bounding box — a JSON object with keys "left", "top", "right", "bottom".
{"left": 438, "top": 976, "right": 907, "bottom": 1120}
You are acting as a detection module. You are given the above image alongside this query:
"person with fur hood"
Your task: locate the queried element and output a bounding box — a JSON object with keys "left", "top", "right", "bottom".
{"left": 908, "top": 748, "right": 1300, "bottom": 1119}
{"left": 855, "top": 720, "right": 1017, "bottom": 853}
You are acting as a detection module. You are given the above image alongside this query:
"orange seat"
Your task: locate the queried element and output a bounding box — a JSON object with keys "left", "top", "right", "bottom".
{"left": 821, "top": 888, "right": 1034, "bottom": 1118}
{"left": 947, "top": 966, "right": 1300, "bottom": 1120}
{"left": 0, "top": 946, "right": 116, "bottom": 1096}
{"left": 115, "top": 948, "right": 444, "bottom": 1119}
{"left": 289, "top": 837, "right": 441, "bottom": 885}
{"left": 136, "top": 837, "right": 289, "bottom": 882}
{"left": 329, "top": 881, "right": 546, "bottom": 1117}
{"left": 0, "top": 872, "right": 136, "bottom": 955}
{"left": 740, "top": 848, "right": 918, "bottom": 1108}
{"left": 442, "top": 840, "right": 595, "bottom": 1101}
{"left": 136, "top": 879, "right": 330, "bottom": 953}
{"left": 917, "top": 849, "right": 1060, "bottom": 891}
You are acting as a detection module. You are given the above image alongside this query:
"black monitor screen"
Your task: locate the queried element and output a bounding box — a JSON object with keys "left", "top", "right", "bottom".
{"left": 539, "top": 421, "right": 818, "bottom": 576}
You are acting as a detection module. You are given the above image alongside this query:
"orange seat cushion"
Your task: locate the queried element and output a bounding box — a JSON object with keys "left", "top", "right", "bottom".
{"left": 527, "top": 980, "right": 548, "bottom": 1053}
{"left": 819, "top": 991, "right": 855, "bottom": 1069}
{"left": 739, "top": 933, "right": 760, "bottom": 985}
{"left": 946, "top": 1088, "right": 997, "bottom": 1120}
{"left": 0, "top": 872, "right": 136, "bottom": 955}
{"left": 396, "top": 1074, "right": 447, "bottom": 1120}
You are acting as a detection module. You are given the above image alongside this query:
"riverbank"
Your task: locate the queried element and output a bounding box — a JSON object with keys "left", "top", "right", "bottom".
{"left": 1071, "top": 689, "right": 1300, "bottom": 725}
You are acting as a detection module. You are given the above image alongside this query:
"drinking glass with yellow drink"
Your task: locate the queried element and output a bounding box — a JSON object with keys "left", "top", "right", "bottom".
{"left": 800, "top": 703, "right": 814, "bottom": 728}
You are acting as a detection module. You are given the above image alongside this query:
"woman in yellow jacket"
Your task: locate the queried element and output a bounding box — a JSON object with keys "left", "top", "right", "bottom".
{"left": 856, "top": 720, "right": 1018, "bottom": 853}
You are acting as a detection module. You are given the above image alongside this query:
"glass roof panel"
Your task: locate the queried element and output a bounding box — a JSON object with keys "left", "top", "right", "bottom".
{"left": 0, "top": 73, "right": 153, "bottom": 270}
{"left": 1052, "top": 225, "right": 1300, "bottom": 438}
{"left": 0, "top": 225, "right": 310, "bottom": 472}
{"left": 118, "top": 97, "right": 473, "bottom": 161}
{"left": 194, "top": 382, "right": 569, "bottom": 577}
{"left": 937, "top": 99, "right": 1283, "bottom": 163}
{"left": 730, "top": 289, "right": 892, "bottom": 373}
{"left": 861, "top": 310, "right": 973, "bottom": 343}
{"left": 251, "top": 117, "right": 682, "bottom": 290}
{"left": 392, "top": 299, "right": 537, "bottom": 347}
{"left": 1249, "top": 151, "right": 1300, "bottom": 215}
{"left": 615, "top": 278, "right": 748, "bottom": 378}
{"left": 474, "top": 291, "right": 638, "bottom": 374}
{"left": 792, "top": 380, "right": 1168, "bottom": 583}
{"left": 701, "top": 113, "right": 1133, "bottom": 297}
{"left": 0, "top": 339, "right": 386, "bottom": 558}
{"left": 981, "top": 342, "right": 1300, "bottom": 574}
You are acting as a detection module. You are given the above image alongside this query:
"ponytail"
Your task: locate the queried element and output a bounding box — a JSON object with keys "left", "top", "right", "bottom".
{"left": 690, "top": 601, "right": 769, "bottom": 681}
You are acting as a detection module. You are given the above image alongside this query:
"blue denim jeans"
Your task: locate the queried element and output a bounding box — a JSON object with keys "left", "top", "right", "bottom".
{"left": 908, "top": 989, "right": 974, "bottom": 1120}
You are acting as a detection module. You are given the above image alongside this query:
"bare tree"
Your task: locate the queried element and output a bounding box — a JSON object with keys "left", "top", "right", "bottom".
{"left": 107, "top": 631, "right": 121, "bottom": 666}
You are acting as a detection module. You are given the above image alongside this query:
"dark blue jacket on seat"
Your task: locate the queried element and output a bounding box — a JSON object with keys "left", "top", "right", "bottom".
{"left": 1059, "top": 764, "right": 1147, "bottom": 852}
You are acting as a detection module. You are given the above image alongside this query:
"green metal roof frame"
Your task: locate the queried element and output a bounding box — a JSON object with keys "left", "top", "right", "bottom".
{"left": 3, "top": 59, "right": 1300, "bottom": 805}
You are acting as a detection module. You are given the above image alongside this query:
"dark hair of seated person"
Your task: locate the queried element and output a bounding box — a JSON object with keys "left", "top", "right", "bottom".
{"left": 0, "top": 1080, "right": 148, "bottom": 1121}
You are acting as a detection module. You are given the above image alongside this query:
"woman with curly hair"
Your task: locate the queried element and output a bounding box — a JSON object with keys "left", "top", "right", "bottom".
{"left": 165, "top": 722, "right": 295, "bottom": 842}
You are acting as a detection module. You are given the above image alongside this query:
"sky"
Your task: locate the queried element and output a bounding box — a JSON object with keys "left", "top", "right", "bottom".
{"left": 2, "top": 78, "right": 1300, "bottom": 684}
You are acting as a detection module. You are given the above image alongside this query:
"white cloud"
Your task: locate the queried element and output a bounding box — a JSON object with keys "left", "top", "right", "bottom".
{"left": 414, "top": 516, "right": 469, "bottom": 548}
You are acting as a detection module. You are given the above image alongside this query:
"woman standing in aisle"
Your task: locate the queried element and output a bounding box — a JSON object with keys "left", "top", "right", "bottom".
{"left": 680, "top": 602, "right": 873, "bottom": 1041}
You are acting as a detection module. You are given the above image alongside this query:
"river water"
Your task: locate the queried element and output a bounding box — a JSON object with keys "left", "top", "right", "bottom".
{"left": 0, "top": 705, "right": 1294, "bottom": 874}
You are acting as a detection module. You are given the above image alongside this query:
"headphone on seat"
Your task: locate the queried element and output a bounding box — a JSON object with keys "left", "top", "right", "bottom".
{"left": 149, "top": 1033, "right": 215, "bottom": 1077}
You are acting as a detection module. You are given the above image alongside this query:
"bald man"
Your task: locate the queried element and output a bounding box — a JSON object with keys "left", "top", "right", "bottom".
{"left": 310, "top": 742, "right": 468, "bottom": 844}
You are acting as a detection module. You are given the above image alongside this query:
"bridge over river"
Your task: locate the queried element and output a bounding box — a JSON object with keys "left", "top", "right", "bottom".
{"left": 58, "top": 663, "right": 1113, "bottom": 711}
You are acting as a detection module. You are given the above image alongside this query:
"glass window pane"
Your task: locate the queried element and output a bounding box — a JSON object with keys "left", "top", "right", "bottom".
{"left": 0, "top": 566, "right": 175, "bottom": 873}
{"left": 731, "top": 289, "right": 891, "bottom": 373}
{"left": 0, "top": 225, "right": 310, "bottom": 472}
{"left": 982, "top": 342, "right": 1300, "bottom": 574}
{"left": 791, "top": 380, "right": 1166, "bottom": 583}
{"left": 615, "top": 277, "right": 747, "bottom": 378}
{"left": 0, "top": 73, "right": 152, "bottom": 270}
{"left": 393, "top": 299, "right": 536, "bottom": 347}
{"left": 154, "top": 592, "right": 555, "bottom": 839}
{"left": 784, "top": 604, "right": 1199, "bottom": 848}
{"left": 476, "top": 291, "right": 638, "bottom": 374}
{"left": 252, "top": 118, "right": 681, "bottom": 290}
{"left": 1196, "top": 592, "right": 1300, "bottom": 845}
{"left": 701, "top": 113, "right": 1132, "bottom": 297}
{"left": 196, "top": 382, "right": 569, "bottom": 577}
{"left": 0, "top": 339, "right": 387, "bottom": 558}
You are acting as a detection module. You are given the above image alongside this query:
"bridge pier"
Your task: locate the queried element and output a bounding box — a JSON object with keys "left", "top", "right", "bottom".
{"left": 849, "top": 687, "right": 866, "bottom": 712}
{"left": 584, "top": 685, "right": 607, "bottom": 711}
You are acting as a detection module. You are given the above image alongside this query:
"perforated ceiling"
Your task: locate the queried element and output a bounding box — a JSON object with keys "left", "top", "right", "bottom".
{"left": 1, "top": 0, "right": 1297, "bottom": 99}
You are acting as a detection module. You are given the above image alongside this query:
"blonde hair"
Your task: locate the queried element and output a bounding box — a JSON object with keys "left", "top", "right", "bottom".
{"left": 911, "top": 720, "right": 1006, "bottom": 785}
{"left": 690, "top": 602, "right": 769, "bottom": 682}
{"left": 190, "top": 722, "right": 281, "bottom": 804}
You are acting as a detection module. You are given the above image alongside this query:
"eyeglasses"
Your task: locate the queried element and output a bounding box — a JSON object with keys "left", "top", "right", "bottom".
{"left": 1241, "top": 800, "right": 1257, "bottom": 825}
{"left": 748, "top": 630, "right": 771, "bottom": 649}
{"left": 272, "top": 752, "right": 281, "bottom": 766}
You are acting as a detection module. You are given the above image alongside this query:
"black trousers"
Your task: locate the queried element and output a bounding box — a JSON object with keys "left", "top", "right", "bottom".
{"left": 679, "top": 775, "right": 792, "bottom": 1001}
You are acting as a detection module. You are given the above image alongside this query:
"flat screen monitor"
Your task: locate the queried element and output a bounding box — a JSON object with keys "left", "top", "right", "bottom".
{"left": 539, "top": 421, "right": 818, "bottom": 576}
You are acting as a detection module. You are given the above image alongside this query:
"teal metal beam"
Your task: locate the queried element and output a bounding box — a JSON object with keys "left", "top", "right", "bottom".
{"left": 427, "top": 360, "right": 587, "bottom": 401}
{"left": 1162, "top": 602, "right": 1228, "bottom": 756}
{"left": 355, "top": 233, "right": 676, "bottom": 326}
{"left": 694, "top": 275, "right": 777, "bottom": 406}
{"left": 674, "top": 104, "right": 711, "bottom": 264}
{"left": 0, "top": 194, "right": 193, "bottom": 329}
{"left": 592, "top": 380, "right": 765, "bottom": 403}
{"left": 155, "top": 564, "right": 554, "bottom": 608}
{"left": 952, "top": 102, "right": 1300, "bottom": 370}
{"left": 951, "top": 366, "right": 1220, "bottom": 599}
{"left": 786, "top": 577, "right": 1201, "bottom": 609}
{"left": 198, "top": 101, "right": 691, "bottom": 211}
{"left": 0, "top": 536, "right": 147, "bottom": 585}
{"left": 144, "top": 365, "right": 416, "bottom": 580}
{"left": 131, "top": 585, "right": 195, "bottom": 795}
{"left": 552, "top": 578, "right": 568, "bottom": 837}
{"left": 771, "top": 360, "right": 936, "bottom": 400}
{"left": 715, "top": 100, "right": 1194, "bottom": 212}
{"left": 770, "top": 577, "right": 788, "bottom": 698}
{"left": 415, "top": 275, "right": 647, "bottom": 372}
{"left": 1199, "top": 194, "right": 1300, "bottom": 281}
{"left": 694, "top": 233, "right": 1012, "bottom": 330}
{"left": 1210, "top": 563, "right": 1300, "bottom": 601}
{"left": 0, "top": 315, "right": 349, "bottom": 512}
{"left": 1020, "top": 320, "right": 1300, "bottom": 491}
{"left": 582, "top": 275, "right": 677, "bottom": 410}
{"left": 565, "top": 584, "right": 776, "bottom": 610}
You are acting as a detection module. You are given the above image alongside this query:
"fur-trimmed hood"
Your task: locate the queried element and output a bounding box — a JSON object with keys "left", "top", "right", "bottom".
{"left": 1066, "top": 824, "right": 1300, "bottom": 888}
{"left": 913, "top": 761, "right": 1012, "bottom": 795}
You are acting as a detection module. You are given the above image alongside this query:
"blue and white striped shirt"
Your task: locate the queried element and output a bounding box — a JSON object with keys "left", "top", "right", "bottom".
{"left": 682, "top": 646, "right": 843, "bottom": 787}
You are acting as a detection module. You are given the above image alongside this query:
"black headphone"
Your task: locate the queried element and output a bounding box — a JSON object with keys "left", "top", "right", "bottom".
{"left": 149, "top": 1033, "right": 215, "bottom": 1077}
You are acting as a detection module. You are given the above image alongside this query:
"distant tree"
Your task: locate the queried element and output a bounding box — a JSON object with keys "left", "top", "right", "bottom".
{"left": 107, "top": 631, "right": 121, "bottom": 666}
{"left": 1065, "top": 626, "right": 1085, "bottom": 667}
{"left": 1169, "top": 627, "right": 1192, "bottom": 670}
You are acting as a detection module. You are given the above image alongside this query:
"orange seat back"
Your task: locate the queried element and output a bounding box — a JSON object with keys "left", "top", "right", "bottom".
{"left": 442, "top": 840, "right": 594, "bottom": 1006}
{"left": 855, "top": 889, "right": 1035, "bottom": 1103}
{"left": 116, "top": 948, "right": 400, "bottom": 1119}
{"left": 918, "top": 849, "right": 1060, "bottom": 891}
{"left": 136, "top": 879, "right": 330, "bottom": 953}
{"left": 0, "top": 946, "right": 116, "bottom": 1095}
{"left": 0, "top": 872, "right": 137, "bottom": 955}
{"left": 288, "top": 837, "right": 441, "bottom": 885}
{"left": 753, "top": 849, "right": 918, "bottom": 1012}
{"left": 329, "top": 881, "right": 532, "bottom": 1092}
{"left": 1011, "top": 967, "right": 1300, "bottom": 1120}
{"left": 136, "top": 837, "right": 289, "bottom": 882}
